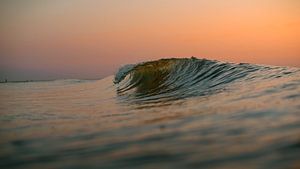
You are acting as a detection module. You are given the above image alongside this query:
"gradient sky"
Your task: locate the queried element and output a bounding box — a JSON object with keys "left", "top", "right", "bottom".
{"left": 0, "top": 0, "right": 299, "bottom": 81}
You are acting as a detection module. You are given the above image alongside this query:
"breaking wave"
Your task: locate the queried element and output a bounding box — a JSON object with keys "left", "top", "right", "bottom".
{"left": 114, "top": 57, "right": 297, "bottom": 104}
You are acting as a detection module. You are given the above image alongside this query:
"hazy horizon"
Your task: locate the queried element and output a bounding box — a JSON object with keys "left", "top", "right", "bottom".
{"left": 1, "top": 0, "right": 300, "bottom": 81}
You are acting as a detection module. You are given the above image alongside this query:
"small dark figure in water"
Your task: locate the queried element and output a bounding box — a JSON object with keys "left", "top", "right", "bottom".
{"left": 1, "top": 79, "right": 8, "bottom": 83}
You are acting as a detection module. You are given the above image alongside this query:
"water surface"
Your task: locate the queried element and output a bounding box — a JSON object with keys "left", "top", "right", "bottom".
{"left": 0, "top": 58, "right": 300, "bottom": 169}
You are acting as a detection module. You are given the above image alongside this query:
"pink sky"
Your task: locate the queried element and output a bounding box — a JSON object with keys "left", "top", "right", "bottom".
{"left": 0, "top": 0, "right": 299, "bottom": 81}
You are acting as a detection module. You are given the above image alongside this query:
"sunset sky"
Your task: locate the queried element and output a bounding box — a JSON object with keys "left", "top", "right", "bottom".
{"left": 0, "top": 0, "right": 299, "bottom": 81}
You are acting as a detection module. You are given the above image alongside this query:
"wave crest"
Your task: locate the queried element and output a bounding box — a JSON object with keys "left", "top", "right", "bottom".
{"left": 114, "top": 57, "right": 292, "bottom": 104}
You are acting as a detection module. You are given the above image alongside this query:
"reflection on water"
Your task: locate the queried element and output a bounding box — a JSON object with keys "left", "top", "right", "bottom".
{"left": 0, "top": 58, "right": 300, "bottom": 169}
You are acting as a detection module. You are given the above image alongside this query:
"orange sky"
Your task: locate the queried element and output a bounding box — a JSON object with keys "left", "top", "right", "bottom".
{"left": 0, "top": 0, "right": 299, "bottom": 81}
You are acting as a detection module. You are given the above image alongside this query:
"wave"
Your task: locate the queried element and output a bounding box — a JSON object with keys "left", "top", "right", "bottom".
{"left": 114, "top": 57, "right": 297, "bottom": 104}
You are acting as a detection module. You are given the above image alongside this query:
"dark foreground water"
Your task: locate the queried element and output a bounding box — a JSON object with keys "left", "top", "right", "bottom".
{"left": 0, "top": 58, "right": 300, "bottom": 169}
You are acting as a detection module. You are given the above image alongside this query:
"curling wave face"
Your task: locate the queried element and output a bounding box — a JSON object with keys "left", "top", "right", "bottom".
{"left": 114, "top": 57, "right": 298, "bottom": 105}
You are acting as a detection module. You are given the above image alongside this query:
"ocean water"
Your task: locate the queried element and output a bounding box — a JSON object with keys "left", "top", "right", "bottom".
{"left": 0, "top": 58, "right": 300, "bottom": 169}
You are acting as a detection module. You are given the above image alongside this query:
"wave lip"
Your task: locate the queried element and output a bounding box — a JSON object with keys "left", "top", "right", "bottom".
{"left": 114, "top": 57, "right": 292, "bottom": 104}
